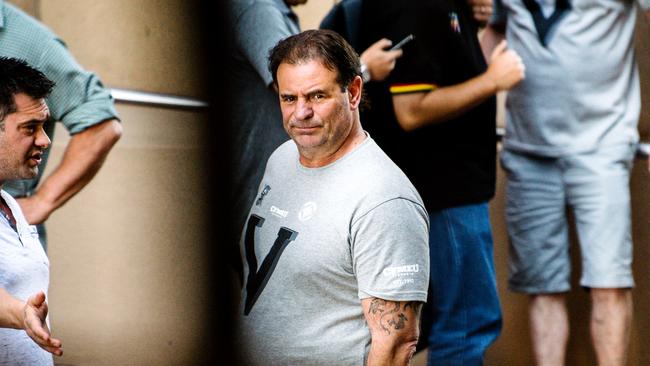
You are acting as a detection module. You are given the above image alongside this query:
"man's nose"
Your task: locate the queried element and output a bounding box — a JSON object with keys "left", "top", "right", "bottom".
{"left": 294, "top": 99, "right": 314, "bottom": 120}
{"left": 35, "top": 126, "right": 51, "bottom": 149}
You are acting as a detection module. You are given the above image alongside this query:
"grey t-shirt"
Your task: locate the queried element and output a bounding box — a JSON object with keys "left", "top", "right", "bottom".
{"left": 492, "top": 0, "right": 648, "bottom": 157}
{"left": 237, "top": 136, "right": 429, "bottom": 365}
{"left": 0, "top": 191, "right": 52, "bottom": 366}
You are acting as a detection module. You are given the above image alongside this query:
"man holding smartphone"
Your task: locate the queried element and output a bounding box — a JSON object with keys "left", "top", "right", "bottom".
{"left": 357, "top": 0, "right": 524, "bottom": 364}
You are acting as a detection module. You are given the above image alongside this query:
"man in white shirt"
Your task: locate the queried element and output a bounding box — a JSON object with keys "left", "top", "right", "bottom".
{"left": 0, "top": 56, "right": 62, "bottom": 365}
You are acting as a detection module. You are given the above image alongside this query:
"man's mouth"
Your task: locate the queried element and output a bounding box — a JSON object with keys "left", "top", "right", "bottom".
{"left": 28, "top": 152, "right": 43, "bottom": 165}
{"left": 291, "top": 123, "right": 322, "bottom": 131}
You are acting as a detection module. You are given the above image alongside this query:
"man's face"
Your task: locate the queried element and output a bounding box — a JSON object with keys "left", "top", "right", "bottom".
{"left": 277, "top": 59, "right": 360, "bottom": 166}
{"left": 0, "top": 93, "right": 51, "bottom": 181}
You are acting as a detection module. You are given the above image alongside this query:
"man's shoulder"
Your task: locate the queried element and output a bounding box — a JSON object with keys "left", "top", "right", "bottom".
{"left": 344, "top": 139, "right": 425, "bottom": 209}
{"left": 2, "top": 2, "right": 56, "bottom": 40}
{"left": 266, "top": 140, "right": 297, "bottom": 166}
{"left": 230, "top": 0, "right": 284, "bottom": 21}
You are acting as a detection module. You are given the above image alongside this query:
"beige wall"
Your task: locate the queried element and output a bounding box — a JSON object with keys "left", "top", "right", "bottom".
{"left": 40, "top": 0, "right": 205, "bottom": 97}
{"left": 292, "top": 1, "right": 337, "bottom": 30}
{"left": 46, "top": 107, "right": 210, "bottom": 366}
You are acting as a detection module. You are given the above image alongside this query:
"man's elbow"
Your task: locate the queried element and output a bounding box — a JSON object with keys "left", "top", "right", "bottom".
{"left": 394, "top": 111, "right": 422, "bottom": 132}
{"left": 398, "top": 336, "right": 419, "bottom": 361}
{"left": 373, "top": 334, "right": 420, "bottom": 364}
{"left": 104, "top": 119, "right": 123, "bottom": 145}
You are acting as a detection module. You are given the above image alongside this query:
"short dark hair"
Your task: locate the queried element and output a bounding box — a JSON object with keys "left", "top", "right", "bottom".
{"left": 268, "top": 29, "right": 361, "bottom": 91}
{"left": 0, "top": 57, "right": 55, "bottom": 123}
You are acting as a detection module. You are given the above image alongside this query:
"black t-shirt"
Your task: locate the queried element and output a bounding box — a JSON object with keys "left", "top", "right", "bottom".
{"left": 357, "top": 0, "right": 497, "bottom": 211}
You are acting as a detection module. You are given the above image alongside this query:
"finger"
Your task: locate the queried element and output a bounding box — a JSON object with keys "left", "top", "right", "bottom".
{"left": 388, "top": 48, "right": 403, "bottom": 59}
{"left": 38, "top": 343, "right": 63, "bottom": 357}
{"left": 25, "top": 324, "right": 50, "bottom": 345}
{"left": 27, "top": 291, "right": 46, "bottom": 307}
{"left": 373, "top": 38, "right": 392, "bottom": 50}
{"left": 25, "top": 314, "right": 51, "bottom": 342}
{"left": 493, "top": 40, "right": 507, "bottom": 56}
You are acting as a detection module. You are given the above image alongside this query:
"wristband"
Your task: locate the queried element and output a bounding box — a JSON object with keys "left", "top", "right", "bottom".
{"left": 360, "top": 63, "right": 371, "bottom": 83}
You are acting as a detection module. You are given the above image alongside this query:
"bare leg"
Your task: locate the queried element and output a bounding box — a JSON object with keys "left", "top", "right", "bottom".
{"left": 530, "top": 293, "right": 569, "bottom": 366}
{"left": 590, "top": 288, "right": 632, "bottom": 366}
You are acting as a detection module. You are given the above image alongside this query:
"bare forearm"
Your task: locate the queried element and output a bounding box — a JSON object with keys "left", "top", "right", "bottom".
{"left": 480, "top": 25, "right": 505, "bottom": 61}
{"left": 41, "top": 119, "right": 122, "bottom": 208}
{"left": 0, "top": 288, "right": 24, "bottom": 329}
{"left": 367, "top": 339, "right": 418, "bottom": 366}
{"left": 22, "top": 119, "right": 122, "bottom": 223}
{"left": 363, "top": 298, "right": 422, "bottom": 366}
{"left": 393, "top": 35, "right": 523, "bottom": 132}
{"left": 392, "top": 74, "right": 497, "bottom": 131}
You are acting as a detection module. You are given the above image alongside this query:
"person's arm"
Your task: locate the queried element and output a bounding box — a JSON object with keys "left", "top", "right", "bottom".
{"left": 234, "top": 3, "right": 297, "bottom": 89}
{"left": 362, "top": 298, "right": 422, "bottom": 365}
{"left": 0, "top": 289, "right": 62, "bottom": 356}
{"left": 480, "top": 24, "right": 506, "bottom": 63}
{"left": 391, "top": 40, "right": 524, "bottom": 131}
{"left": 361, "top": 38, "right": 403, "bottom": 82}
{"left": 17, "top": 118, "right": 122, "bottom": 224}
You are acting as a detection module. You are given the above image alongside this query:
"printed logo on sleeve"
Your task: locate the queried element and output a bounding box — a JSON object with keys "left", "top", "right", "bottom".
{"left": 382, "top": 264, "right": 420, "bottom": 286}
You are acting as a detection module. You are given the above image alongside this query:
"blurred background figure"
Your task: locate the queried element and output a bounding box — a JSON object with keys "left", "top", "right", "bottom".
{"left": 0, "top": 0, "right": 122, "bottom": 250}
{"left": 483, "top": 1, "right": 650, "bottom": 365}
{"left": 350, "top": 0, "right": 523, "bottom": 364}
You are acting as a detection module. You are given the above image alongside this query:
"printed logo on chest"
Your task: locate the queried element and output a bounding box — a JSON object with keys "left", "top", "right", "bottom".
{"left": 270, "top": 205, "right": 289, "bottom": 218}
{"left": 298, "top": 201, "right": 317, "bottom": 222}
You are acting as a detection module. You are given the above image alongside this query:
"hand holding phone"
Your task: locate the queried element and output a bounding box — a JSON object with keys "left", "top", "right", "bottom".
{"left": 361, "top": 36, "right": 412, "bottom": 82}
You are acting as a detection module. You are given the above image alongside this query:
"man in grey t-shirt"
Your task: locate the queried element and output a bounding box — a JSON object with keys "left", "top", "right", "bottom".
{"left": 236, "top": 30, "right": 429, "bottom": 365}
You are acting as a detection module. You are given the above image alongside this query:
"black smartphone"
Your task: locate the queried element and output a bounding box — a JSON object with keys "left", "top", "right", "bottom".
{"left": 389, "top": 34, "right": 415, "bottom": 51}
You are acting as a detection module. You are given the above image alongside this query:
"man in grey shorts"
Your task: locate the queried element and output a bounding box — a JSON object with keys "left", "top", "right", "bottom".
{"left": 235, "top": 30, "right": 429, "bottom": 365}
{"left": 484, "top": 1, "right": 650, "bottom": 365}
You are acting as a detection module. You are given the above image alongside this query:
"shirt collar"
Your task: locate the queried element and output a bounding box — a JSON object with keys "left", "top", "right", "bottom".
{"left": 0, "top": 0, "right": 5, "bottom": 29}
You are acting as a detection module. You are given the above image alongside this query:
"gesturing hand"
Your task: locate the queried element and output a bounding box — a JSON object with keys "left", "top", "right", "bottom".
{"left": 23, "top": 292, "right": 62, "bottom": 356}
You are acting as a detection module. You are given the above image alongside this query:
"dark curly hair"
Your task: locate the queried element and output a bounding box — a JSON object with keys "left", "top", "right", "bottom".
{"left": 0, "top": 57, "right": 55, "bottom": 126}
{"left": 268, "top": 29, "right": 361, "bottom": 91}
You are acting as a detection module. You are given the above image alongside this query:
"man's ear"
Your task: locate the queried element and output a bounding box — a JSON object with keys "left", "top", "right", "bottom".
{"left": 347, "top": 75, "right": 363, "bottom": 110}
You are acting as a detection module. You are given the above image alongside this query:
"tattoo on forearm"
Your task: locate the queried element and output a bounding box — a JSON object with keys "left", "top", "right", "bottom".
{"left": 367, "top": 298, "right": 418, "bottom": 335}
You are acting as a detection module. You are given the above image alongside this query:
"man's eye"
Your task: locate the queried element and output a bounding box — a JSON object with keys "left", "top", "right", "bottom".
{"left": 24, "top": 126, "right": 36, "bottom": 134}
{"left": 282, "top": 96, "right": 296, "bottom": 103}
{"left": 312, "top": 94, "right": 325, "bottom": 101}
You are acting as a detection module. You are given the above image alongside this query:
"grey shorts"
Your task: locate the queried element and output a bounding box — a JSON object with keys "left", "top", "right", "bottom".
{"left": 500, "top": 144, "right": 636, "bottom": 293}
